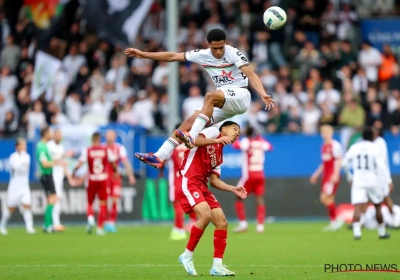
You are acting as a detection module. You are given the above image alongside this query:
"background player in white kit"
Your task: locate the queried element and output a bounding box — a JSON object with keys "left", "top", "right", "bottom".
{"left": 342, "top": 127, "right": 392, "bottom": 240}
{"left": 127, "top": 28, "right": 275, "bottom": 169}
{"left": 47, "top": 129, "right": 70, "bottom": 232}
{"left": 0, "top": 138, "right": 35, "bottom": 235}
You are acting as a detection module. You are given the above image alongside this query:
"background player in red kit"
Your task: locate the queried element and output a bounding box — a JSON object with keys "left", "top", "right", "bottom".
{"left": 104, "top": 130, "right": 136, "bottom": 233}
{"left": 310, "top": 125, "right": 344, "bottom": 231}
{"left": 72, "top": 132, "right": 117, "bottom": 236}
{"left": 177, "top": 121, "right": 247, "bottom": 277}
{"left": 232, "top": 126, "right": 272, "bottom": 233}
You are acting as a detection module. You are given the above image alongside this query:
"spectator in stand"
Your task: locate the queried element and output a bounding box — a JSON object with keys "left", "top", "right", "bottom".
{"left": 287, "top": 106, "right": 302, "bottom": 132}
{"left": 296, "top": 0, "right": 320, "bottom": 47}
{"left": 352, "top": 67, "right": 369, "bottom": 96}
{"left": 339, "top": 98, "right": 365, "bottom": 129}
{"left": 337, "top": 4, "right": 358, "bottom": 41}
{"left": 388, "top": 89, "right": 400, "bottom": 114}
{"left": 252, "top": 31, "right": 270, "bottom": 69}
{"left": 26, "top": 101, "right": 46, "bottom": 139}
{"left": 65, "top": 92, "right": 82, "bottom": 124}
{"left": 295, "top": 41, "right": 320, "bottom": 80}
{"left": 391, "top": 99, "right": 400, "bottom": 135}
{"left": 2, "top": 111, "right": 18, "bottom": 136}
{"left": 182, "top": 86, "right": 204, "bottom": 120}
{"left": 316, "top": 80, "right": 341, "bottom": 113}
{"left": 0, "top": 35, "right": 20, "bottom": 71}
{"left": 0, "top": 65, "right": 18, "bottom": 103}
{"left": 260, "top": 67, "right": 277, "bottom": 93}
{"left": 337, "top": 40, "right": 357, "bottom": 70}
{"left": 306, "top": 68, "right": 323, "bottom": 93}
{"left": 118, "top": 102, "right": 138, "bottom": 126}
{"left": 287, "top": 81, "right": 308, "bottom": 113}
{"left": 358, "top": 42, "right": 382, "bottom": 84}
{"left": 63, "top": 43, "right": 87, "bottom": 85}
{"left": 379, "top": 44, "right": 397, "bottom": 82}
{"left": 0, "top": 94, "right": 13, "bottom": 130}
{"left": 366, "top": 101, "right": 391, "bottom": 129}
{"left": 319, "top": 102, "right": 337, "bottom": 127}
{"left": 132, "top": 90, "right": 155, "bottom": 132}
{"left": 389, "top": 64, "right": 400, "bottom": 90}
{"left": 302, "top": 101, "right": 321, "bottom": 134}
{"left": 320, "top": 2, "right": 337, "bottom": 42}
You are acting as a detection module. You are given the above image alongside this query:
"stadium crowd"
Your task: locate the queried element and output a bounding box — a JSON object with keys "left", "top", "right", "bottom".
{"left": 0, "top": 0, "right": 399, "bottom": 138}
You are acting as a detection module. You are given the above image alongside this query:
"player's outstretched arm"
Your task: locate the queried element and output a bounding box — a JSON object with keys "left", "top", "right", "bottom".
{"left": 195, "top": 135, "right": 233, "bottom": 147}
{"left": 125, "top": 48, "right": 186, "bottom": 62}
{"left": 210, "top": 174, "right": 247, "bottom": 199}
{"left": 240, "top": 65, "right": 275, "bottom": 110}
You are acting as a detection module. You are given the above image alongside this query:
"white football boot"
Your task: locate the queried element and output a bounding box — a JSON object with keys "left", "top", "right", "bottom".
{"left": 178, "top": 254, "right": 197, "bottom": 276}
{"left": 210, "top": 264, "right": 235, "bottom": 276}
{"left": 0, "top": 227, "right": 8, "bottom": 235}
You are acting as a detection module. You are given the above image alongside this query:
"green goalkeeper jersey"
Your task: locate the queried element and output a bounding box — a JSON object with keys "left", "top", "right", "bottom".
{"left": 36, "top": 141, "right": 53, "bottom": 175}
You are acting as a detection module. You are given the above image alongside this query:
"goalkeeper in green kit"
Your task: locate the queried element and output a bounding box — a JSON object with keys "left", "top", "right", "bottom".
{"left": 36, "top": 127, "right": 63, "bottom": 233}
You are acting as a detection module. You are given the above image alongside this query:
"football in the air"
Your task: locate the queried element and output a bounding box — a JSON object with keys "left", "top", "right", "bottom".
{"left": 263, "top": 6, "right": 287, "bottom": 30}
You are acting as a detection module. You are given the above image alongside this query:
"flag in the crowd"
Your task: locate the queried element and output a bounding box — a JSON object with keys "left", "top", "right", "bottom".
{"left": 82, "top": 0, "right": 154, "bottom": 45}
{"left": 23, "top": 0, "right": 69, "bottom": 29}
{"left": 31, "top": 51, "right": 62, "bottom": 101}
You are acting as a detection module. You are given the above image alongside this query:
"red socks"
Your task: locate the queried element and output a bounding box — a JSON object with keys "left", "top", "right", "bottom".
{"left": 235, "top": 201, "right": 246, "bottom": 221}
{"left": 213, "top": 229, "right": 227, "bottom": 259}
{"left": 327, "top": 203, "right": 337, "bottom": 221}
{"left": 173, "top": 201, "right": 184, "bottom": 229}
{"left": 257, "top": 205, "right": 266, "bottom": 225}
{"left": 98, "top": 204, "right": 107, "bottom": 228}
{"left": 87, "top": 204, "right": 94, "bottom": 217}
{"left": 186, "top": 225, "right": 204, "bottom": 252}
{"left": 109, "top": 202, "right": 117, "bottom": 223}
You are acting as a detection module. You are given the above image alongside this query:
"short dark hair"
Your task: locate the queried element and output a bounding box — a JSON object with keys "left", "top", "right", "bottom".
{"left": 246, "top": 126, "right": 255, "bottom": 137}
{"left": 219, "top": 121, "right": 240, "bottom": 132}
{"left": 207, "top": 28, "right": 226, "bottom": 43}
{"left": 40, "top": 127, "right": 50, "bottom": 138}
{"left": 92, "top": 132, "right": 101, "bottom": 142}
{"left": 362, "top": 127, "right": 374, "bottom": 141}
{"left": 372, "top": 126, "right": 383, "bottom": 138}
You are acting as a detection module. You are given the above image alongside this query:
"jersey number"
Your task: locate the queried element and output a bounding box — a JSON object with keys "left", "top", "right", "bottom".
{"left": 93, "top": 158, "right": 104, "bottom": 174}
{"left": 356, "top": 154, "right": 369, "bottom": 170}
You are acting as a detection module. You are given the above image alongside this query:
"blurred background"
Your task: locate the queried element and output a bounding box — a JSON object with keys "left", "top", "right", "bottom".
{"left": 0, "top": 0, "right": 399, "bottom": 222}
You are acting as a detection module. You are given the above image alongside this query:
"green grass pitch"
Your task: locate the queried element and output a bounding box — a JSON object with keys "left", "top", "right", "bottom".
{"left": 1, "top": 222, "right": 399, "bottom": 279}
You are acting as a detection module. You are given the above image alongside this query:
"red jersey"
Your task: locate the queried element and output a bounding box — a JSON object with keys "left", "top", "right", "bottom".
{"left": 321, "top": 139, "right": 343, "bottom": 182}
{"left": 233, "top": 136, "right": 272, "bottom": 179}
{"left": 103, "top": 142, "right": 128, "bottom": 175}
{"left": 181, "top": 127, "right": 223, "bottom": 185}
{"left": 168, "top": 144, "right": 188, "bottom": 187}
{"left": 79, "top": 145, "right": 116, "bottom": 181}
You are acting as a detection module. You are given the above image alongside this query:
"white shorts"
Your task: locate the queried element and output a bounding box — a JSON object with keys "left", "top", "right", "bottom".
{"left": 196, "top": 87, "right": 251, "bottom": 127}
{"left": 381, "top": 182, "right": 390, "bottom": 197}
{"left": 53, "top": 175, "right": 64, "bottom": 197}
{"left": 7, "top": 186, "right": 31, "bottom": 207}
{"left": 351, "top": 186, "right": 384, "bottom": 205}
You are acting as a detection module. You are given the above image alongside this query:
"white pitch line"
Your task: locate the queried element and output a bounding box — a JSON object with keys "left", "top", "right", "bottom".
{"left": 2, "top": 264, "right": 322, "bottom": 267}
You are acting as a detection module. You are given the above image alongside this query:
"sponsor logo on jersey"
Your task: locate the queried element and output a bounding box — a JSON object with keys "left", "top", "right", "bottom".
{"left": 212, "top": 70, "right": 235, "bottom": 87}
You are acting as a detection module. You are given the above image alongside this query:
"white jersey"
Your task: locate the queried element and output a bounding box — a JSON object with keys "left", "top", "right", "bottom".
{"left": 342, "top": 140, "right": 392, "bottom": 188}
{"left": 185, "top": 45, "right": 249, "bottom": 89}
{"left": 373, "top": 136, "right": 391, "bottom": 183}
{"left": 9, "top": 151, "right": 30, "bottom": 186}
{"left": 47, "top": 140, "right": 65, "bottom": 179}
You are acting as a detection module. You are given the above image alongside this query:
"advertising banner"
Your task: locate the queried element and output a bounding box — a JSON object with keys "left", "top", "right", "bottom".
{"left": 361, "top": 19, "right": 400, "bottom": 54}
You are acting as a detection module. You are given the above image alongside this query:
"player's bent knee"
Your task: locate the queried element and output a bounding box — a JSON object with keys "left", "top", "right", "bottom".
{"left": 216, "top": 218, "right": 228, "bottom": 230}
{"left": 21, "top": 204, "right": 30, "bottom": 210}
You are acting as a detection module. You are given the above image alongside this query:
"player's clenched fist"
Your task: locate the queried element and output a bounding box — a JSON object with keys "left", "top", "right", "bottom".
{"left": 125, "top": 48, "right": 143, "bottom": 58}
{"left": 233, "top": 186, "right": 247, "bottom": 199}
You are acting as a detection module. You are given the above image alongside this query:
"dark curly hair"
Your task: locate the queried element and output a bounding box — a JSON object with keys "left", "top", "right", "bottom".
{"left": 206, "top": 28, "right": 227, "bottom": 43}
{"left": 219, "top": 121, "right": 240, "bottom": 132}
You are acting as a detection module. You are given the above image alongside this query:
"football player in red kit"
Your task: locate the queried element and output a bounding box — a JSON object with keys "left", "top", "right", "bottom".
{"left": 310, "top": 125, "right": 344, "bottom": 231}
{"left": 177, "top": 121, "right": 247, "bottom": 277}
{"left": 103, "top": 130, "right": 136, "bottom": 233}
{"left": 72, "top": 132, "right": 117, "bottom": 236}
{"left": 232, "top": 126, "right": 272, "bottom": 233}
{"left": 168, "top": 142, "right": 197, "bottom": 240}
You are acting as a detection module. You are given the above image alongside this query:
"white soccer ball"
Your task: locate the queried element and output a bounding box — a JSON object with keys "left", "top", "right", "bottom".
{"left": 263, "top": 6, "right": 287, "bottom": 30}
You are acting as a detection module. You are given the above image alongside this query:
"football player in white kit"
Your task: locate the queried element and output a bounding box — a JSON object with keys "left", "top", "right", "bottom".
{"left": 47, "top": 129, "right": 69, "bottom": 232}
{"left": 0, "top": 138, "right": 36, "bottom": 235}
{"left": 126, "top": 28, "right": 275, "bottom": 169}
{"left": 342, "top": 127, "right": 391, "bottom": 240}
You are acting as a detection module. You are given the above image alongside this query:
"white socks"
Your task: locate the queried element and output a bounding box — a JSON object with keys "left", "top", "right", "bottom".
{"left": 183, "top": 249, "right": 193, "bottom": 257}
{"left": 23, "top": 209, "right": 34, "bottom": 231}
{"left": 88, "top": 215, "right": 95, "bottom": 226}
{"left": 353, "top": 222, "right": 362, "bottom": 237}
{"left": 52, "top": 201, "right": 61, "bottom": 227}
{"left": 377, "top": 223, "right": 386, "bottom": 236}
{"left": 213, "top": 258, "right": 223, "bottom": 266}
{"left": 155, "top": 137, "right": 179, "bottom": 160}
{"left": 189, "top": 114, "right": 209, "bottom": 140}
{"left": 0, "top": 208, "right": 11, "bottom": 229}
{"left": 239, "top": 221, "right": 248, "bottom": 229}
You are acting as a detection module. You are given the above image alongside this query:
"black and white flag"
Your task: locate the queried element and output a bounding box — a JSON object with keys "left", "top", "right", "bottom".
{"left": 81, "top": 0, "right": 154, "bottom": 45}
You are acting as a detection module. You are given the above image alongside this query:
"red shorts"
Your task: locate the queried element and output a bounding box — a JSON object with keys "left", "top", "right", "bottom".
{"left": 108, "top": 175, "right": 122, "bottom": 198}
{"left": 239, "top": 177, "right": 265, "bottom": 196}
{"left": 178, "top": 177, "right": 221, "bottom": 214}
{"left": 87, "top": 180, "right": 108, "bottom": 204}
{"left": 321, "top": 180, "right": 339, "bottom": 195}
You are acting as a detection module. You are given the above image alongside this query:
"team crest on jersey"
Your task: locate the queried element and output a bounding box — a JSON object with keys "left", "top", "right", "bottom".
{"left": 193, "top": 192, "right": 200, "bottom": 198}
